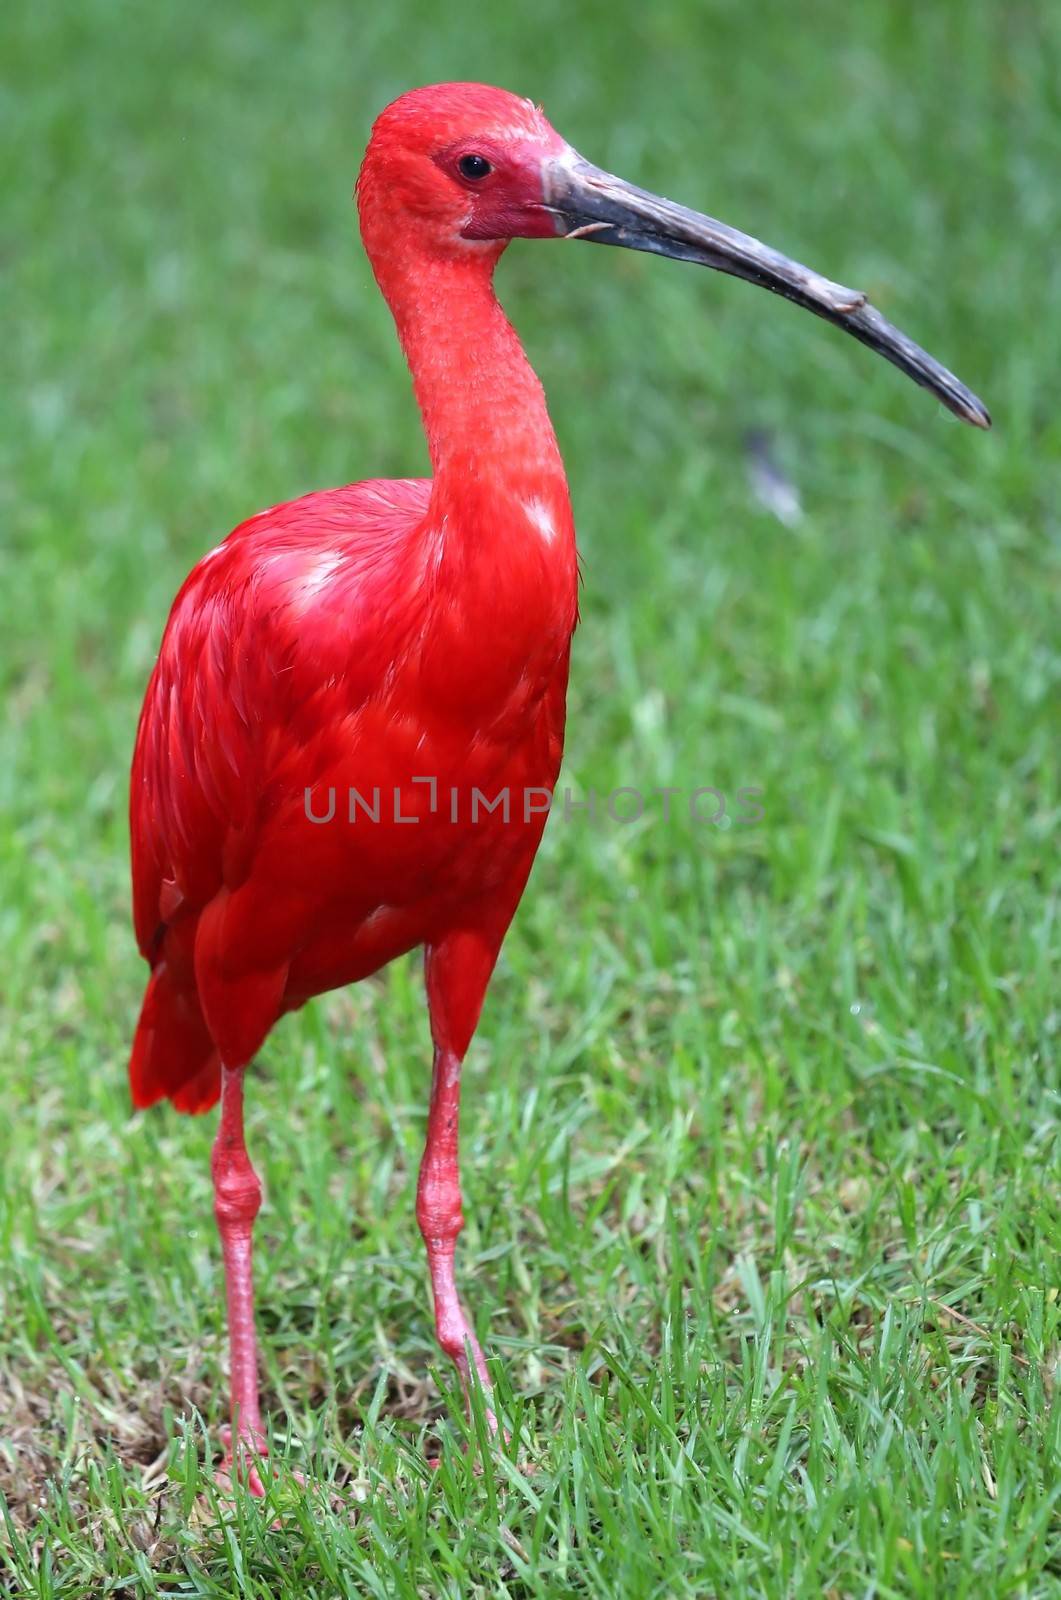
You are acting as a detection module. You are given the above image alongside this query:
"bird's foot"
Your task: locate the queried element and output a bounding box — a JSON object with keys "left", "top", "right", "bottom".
{"left": 215, "top": 1460, "right": 268, "bottom": 1497}
{"left": 428, "top": 1421, "right": 534, "bottom": 1475}
{"left": 425, "top": 1370, "right": 513, "bottom": 1470}
{"left": 214, "top": 1440, "right": 267, "bottom": 1497}
{"left": 215, "top": 1425, "right": 270, "bottom": 1497}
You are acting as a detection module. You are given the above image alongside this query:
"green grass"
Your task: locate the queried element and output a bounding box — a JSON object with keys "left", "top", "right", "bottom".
{"left": 2, "top": 0, "right": 1059, "bottom": 1594}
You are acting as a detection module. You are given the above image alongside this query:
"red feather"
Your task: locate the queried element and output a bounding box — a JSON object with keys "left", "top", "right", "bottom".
{"left": 130, "top": 465, "right": 576, "bottom": 1106}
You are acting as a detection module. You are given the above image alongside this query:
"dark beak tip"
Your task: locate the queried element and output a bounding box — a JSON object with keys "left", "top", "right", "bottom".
{"left": 956, "top": 393, "right": 992, "bottom": 430}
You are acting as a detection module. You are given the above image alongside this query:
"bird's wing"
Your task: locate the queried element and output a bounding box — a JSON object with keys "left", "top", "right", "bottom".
{"left": 130, "top": 477, "right": 433, "bottom": 964}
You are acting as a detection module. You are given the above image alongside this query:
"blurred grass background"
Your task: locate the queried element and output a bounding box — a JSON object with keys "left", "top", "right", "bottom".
{"left": 1, "top": 0, "right": 1059, "bottom": 1594}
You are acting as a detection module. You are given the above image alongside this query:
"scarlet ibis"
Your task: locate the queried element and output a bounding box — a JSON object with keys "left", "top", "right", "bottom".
{"left": 129, "top": 81, "right": 989, "bottom": 1490}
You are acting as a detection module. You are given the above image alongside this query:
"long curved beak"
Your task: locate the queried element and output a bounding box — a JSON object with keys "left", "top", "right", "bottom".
{"left": 543, "top": 154, "right": 990, "bottom": 429}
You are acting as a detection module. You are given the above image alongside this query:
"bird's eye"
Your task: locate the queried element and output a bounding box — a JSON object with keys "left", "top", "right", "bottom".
{"left": 457, "top": 153, "right": 492, "bottom": 181}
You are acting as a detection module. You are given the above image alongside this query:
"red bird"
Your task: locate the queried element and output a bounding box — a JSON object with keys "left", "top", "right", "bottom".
{"left": 129, "top": 82, "right": 988, "bottom": 1491}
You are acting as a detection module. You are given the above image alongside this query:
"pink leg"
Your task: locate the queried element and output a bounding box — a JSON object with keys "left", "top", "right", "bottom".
{"left": 210, "top": 1063, "right": 267, "bottom": 1494}
{"left": 418, "top": 921, "right": 531, "bottom": 1433}
{"left": 416, "top": 1044, "right": 493, "bottom": 1405}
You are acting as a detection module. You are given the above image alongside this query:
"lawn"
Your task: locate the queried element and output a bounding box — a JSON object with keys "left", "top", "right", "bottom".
{"left": 2, "top": 0, "right": 1059, "bottom": 1594}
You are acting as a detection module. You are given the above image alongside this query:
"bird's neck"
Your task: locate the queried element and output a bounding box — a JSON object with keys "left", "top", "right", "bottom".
{"left": 370, "top": 245, "right": 579, "bottom": 708}
{"left": 378, "top": 249, "right": 569, "bottom": 496}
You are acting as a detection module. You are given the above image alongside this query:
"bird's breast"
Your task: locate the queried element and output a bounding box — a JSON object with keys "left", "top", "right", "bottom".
{"left": 416, "top": 474, "right": 579, "bottom": 732}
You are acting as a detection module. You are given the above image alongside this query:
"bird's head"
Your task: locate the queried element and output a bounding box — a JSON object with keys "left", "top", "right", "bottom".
{"left": 356, "top": 82, "right": 989, "bottom": 429}
{"left": 356, "top": 82, "right": 564, "bottom": 259}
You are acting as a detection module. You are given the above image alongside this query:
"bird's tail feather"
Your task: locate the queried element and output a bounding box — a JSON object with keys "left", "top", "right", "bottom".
{"left": 129, "top": 963, "right": 221, "bottom": 1114}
